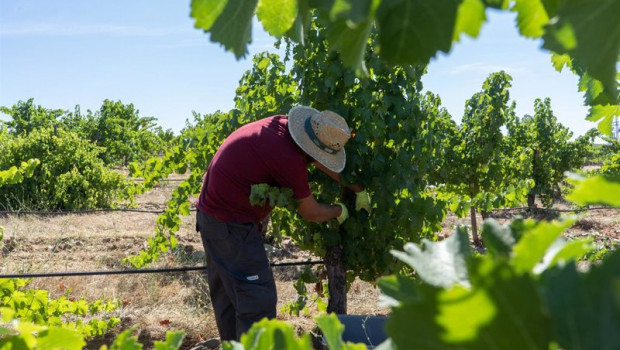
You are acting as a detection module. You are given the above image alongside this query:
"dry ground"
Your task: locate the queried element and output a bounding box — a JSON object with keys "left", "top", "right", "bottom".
{"left": 1, "top": 178, "right": 618, "bottom": 349}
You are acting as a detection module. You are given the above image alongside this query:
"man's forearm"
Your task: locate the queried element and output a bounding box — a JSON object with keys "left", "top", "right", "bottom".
{"left": 304, "top": 203, "right": 342, "bottom": 223}
{"left": 297, "top": 194, "right": 343, "bottom": 223}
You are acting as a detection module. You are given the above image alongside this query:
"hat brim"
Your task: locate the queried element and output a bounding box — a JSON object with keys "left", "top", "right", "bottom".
{"left": 288, "top": 106, "right": 346, "bottom": 173}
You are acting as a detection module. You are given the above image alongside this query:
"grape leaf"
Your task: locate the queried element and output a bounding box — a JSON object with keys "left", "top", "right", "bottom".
{"left": 286, "top": 0, "right": 311, "bottom": 44}
{"left": 586, "top": 104, "right": 620, "bottom": 136}
{"left": 481, "top": 219, "right": 517, "bottom": 258}
{"left": 542, "top": 0, "right": 620, "bottom": 100}
{"left": 227, "top": 318, "right": 314, "bottom": 349}
{"left": 37, "top": 327, "right": 86, "bottom": 350}
{"left": 106, "top": 328, "right": 142, "bottom": 350}
{"left": 329, "top": 0, "right": 374, "bottom": 24}
{"left": 378, "top": 273, "right": 420, "bottom": 307}
{"left": 566, "top": 174, "right": 620, "bottom": 207}
{"left": 540, "top": 0, "right": 561, "bottom": 17}
{"left": 541, "top": 250, "right": 620, "bottom": 350}
{"left": 512, "top": 0, "right": 549, "bottom": 38}
{"left": 390, "top": 227, "right": 471, "bottom": 288}
{"left": 578, "top": 72, "right": 616, "bottom": 106}
{"left": 316, "top": 313, "right": 368, "bottom": 350}
{"left": 511, "top": 218, "right": 575, "bottom": 274}
{"left": 153, "top": 331, "right": 185, "bottom": 350}
{"left": 190, "top": 0, "right": 229, "bottom": 30}
{"left": 376, "top": 0, "right": 461, "bottom": 65}
{"left": 195, "top": 0, "right": 258, "bottom": 59}
{"left": 550, "top": 53, "right": 571, "bottom": 72}
{"left": 325, "top": 19, "right": 372, "bottom": 73}
{"left": 256, "top": 0, "right": 298, "bottom": 38}
{"left": 386, "top": 258, "right": 550, "bottom": 350}
{"left": 453, "top": 0, "right": 487, "bottom": 41}
{"left": 548, "top": 238, "right": 594, "bottom": 267}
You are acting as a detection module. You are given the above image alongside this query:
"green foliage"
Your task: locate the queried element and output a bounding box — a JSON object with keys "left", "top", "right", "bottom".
{"left": 601, "top": 152, "right": 620, "bottom": 176}
{"left": 190, "top": 0, "right": 619, "bottom": 135}
{"left": 0, "top": 322, "right": 184, "bottom": 350}
{"left": 375, "top": 0, "right": 460, "bottom": 66}
{"left": 316, "top": 313, "right": 367, "bottom": 350}
{"left": 378, "top": 215, "right": 620, "bottom": 350}
{"left": 127, "top": 22, "right": 452, "bottom": 280}
{"left": 125, "top": 110, "right": 242, "bottom": 267}
{"left": 256, "top": 0, "right": 298, "bottom": 38}
{"left": 542, "top": 0, "right": 619, "bottom": 99}
{"left": 0, "top": 128, "right": 130, "bottom": 210}
{"left": 91, "top": 100, "right": 166, "bottom": 166}
{"left": 2, "top": 99, "right": 172, "bottom": 167}
{"left": 0, "top": 278, "right": 120, "bottom": 338}
{"left": 0, "top": 159, "right": 40, "bottom": 187}
{"left": 449, "top": 72, "right": 526, "bottom": 198}
{"left": 599, "top": 136, "right": 620, "bottom": 176}
{"left": 0, "top": 320, "right": 85, "bottom": 350}
{"left": 223, "top": 318, "right": 314, "bottom": 350}
{"left": 390, "top": 227, "right": 471, "bottom": 288}
{"left": 221, "top": 314, "right": 365, "bottom": 350}
{"left": 279, "top": 22, "right": 449, "bottom": 280}
{"left": 0, "top": 99, "right": 64, "bottom": 136}
{"left": 249, "top": 183, "right": 296, "bottom": 210}
{"left": 436, "top": 71, "right": 533, "bottom": 237}
{"left": 566, "top": 174, "right": 620, "bottom": 207}
{"left": 587, "top": 104, "right": 620, "bottom": 136}
{"left": 234, "top": 52, "right": 298, "bottom": 119}
{"left": 281, "top": 266, "right": 327, "bottom": 316}
{"left": 508, "top": 98, "right": 595, "bottom": 207}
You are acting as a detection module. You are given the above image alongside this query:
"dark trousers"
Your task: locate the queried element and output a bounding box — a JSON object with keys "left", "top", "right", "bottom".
{"left": 196, "top": 210, "right": 277, "bottom": 341}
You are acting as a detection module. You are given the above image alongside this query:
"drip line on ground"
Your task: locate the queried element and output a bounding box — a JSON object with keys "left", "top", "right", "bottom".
{"left": 0, "top": 208, "right": 198, "bottom": 215}
{"left": 0, "top": 260, "right": 324, "bottom": 279}
{"left": 1, "top": 206, "right": 615, "bottom": 216}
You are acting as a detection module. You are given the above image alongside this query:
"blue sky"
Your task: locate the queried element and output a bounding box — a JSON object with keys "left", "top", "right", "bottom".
{"left": 0, "top": 1, "right": 594, "bottom": 136}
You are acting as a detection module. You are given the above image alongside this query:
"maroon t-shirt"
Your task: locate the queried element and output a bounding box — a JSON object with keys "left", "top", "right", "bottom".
{"left": 197, "top": 115, "right": 311, "bottom": 224}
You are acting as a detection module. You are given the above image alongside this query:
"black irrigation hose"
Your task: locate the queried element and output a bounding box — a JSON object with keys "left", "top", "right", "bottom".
{"left": 0, "top": 208, "right": 198, "bottom": 215}
{"left": 2, "top": 206, "right": 616, "bottom": 216}
{"left": 0, "top": 260, "right": 325, "bottom": 279}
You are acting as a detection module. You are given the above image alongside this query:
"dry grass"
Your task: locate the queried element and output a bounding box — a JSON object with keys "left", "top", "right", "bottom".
{"left": 1, "top": 179, "right": 618, "bottom": 349}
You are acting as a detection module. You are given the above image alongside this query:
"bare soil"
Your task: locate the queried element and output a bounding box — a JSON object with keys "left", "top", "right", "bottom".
{"left": 1, "top": 179, "right": 618, "bottom": 349}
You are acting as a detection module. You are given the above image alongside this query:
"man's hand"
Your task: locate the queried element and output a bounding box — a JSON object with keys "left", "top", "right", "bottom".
{"left": 336, "top": 203, "right": 349, "bottom": 224}
{"left": 355, "top": 190, "right": 372, "bottom": 213}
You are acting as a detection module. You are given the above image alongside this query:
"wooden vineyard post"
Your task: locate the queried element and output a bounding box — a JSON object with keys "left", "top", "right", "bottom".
{"left": 325, "top": 244, "right": 347, "bottom": 314}
{"left": 325, "top": 187, "right": 354, "bottom": 315}
{"left": 470, "top": 206, "right": 480, "bottom": 245}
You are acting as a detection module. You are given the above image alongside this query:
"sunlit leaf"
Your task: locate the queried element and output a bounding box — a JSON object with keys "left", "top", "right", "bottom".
{"left": 386, "top": 258, "right": 550, "bottom": 350}
{"left": 190, "top": 0, "right": 229, "bottom": 31}
{"left": 194, "top": 0, "right": 258, "bottom": 59}
{"left": 567, "top": 174, "right": 620, "bottom": 207}
{"left": 512, "top": 218, "right": 575, "bottom": 274}
{"left": 37, "top": 327, "right": 85, "bottom": 350}
{"left": 390, "top": 227, "right": 471, "bottom": 288}
{"left": 376, "top": 0, "right": 461, "bottom": 65}
{"left": 586, "top": 104, "right": 620, "bottom": 136}
{"left": 454, "top": 0, "right": 487, "bottom": 41}
{"left": 256, "top": 0, "right": 298, "bottom": 38}
{"left": 316, "top": 314, "right": 367, "bottom": 350}
{"left": 542, "top": 0, "right": 620, "bottom": 100}
{"left": 512, "top": 0, "right": 549, "bottom": 38}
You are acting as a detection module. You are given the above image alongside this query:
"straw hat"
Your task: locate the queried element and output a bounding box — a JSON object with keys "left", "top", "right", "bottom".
{"left": 288, "top": 106, "right": 351, "bottom": 173}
